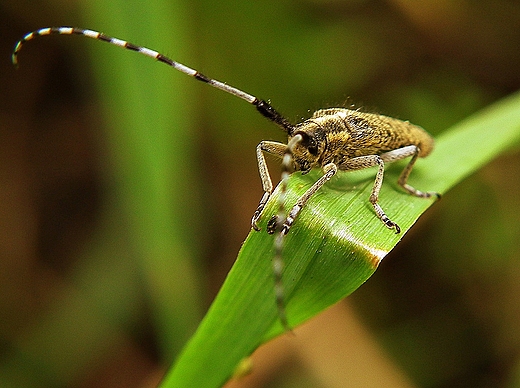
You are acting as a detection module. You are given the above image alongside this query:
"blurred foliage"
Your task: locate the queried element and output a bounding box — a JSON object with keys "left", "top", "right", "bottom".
{"left": 0, "top": 0, "right": 519, "bottom": 387}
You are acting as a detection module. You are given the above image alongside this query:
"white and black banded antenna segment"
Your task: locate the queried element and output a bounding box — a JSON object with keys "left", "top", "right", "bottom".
{"left": 12, "top": 26, "right": 295, "bottom": 133}
{"left": 13, "top": 25, "right": 302, "bottom": 331}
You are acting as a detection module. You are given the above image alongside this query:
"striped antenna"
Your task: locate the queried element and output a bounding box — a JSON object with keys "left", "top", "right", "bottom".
{"left": 12, "top": 27, "right": 294, "bottom": 133}
{"left": 13, "top": 25, "right": 305, "bottom": 331}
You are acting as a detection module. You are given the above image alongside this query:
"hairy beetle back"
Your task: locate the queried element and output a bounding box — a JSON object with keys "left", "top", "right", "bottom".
{"left": 311, "top": 108, "right": 433, "bottom": 160}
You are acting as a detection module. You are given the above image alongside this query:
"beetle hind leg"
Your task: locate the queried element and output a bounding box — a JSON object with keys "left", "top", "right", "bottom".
{"left": 395, "top": 148, "right": 440, "bottom": 199}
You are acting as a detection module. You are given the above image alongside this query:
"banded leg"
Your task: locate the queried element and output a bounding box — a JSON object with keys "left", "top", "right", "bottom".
{"left": 251, "top": 141, "right": 286, "bottom": 231}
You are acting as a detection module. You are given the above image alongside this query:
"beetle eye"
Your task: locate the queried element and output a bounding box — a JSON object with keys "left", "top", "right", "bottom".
{"left": 295, "top": 131, "right": 318, "bottom": 155}
{"left": 306, "top": 137, "right": 318, "bottom": 155}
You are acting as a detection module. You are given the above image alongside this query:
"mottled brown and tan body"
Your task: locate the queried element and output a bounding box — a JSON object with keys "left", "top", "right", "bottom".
{"left": 289, "top": 108, "right": 434, "bottom": 173}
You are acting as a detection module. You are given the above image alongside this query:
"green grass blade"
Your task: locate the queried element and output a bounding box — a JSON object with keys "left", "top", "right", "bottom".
{"left": 161, "top": 91, "right": 520, "bottom": 387}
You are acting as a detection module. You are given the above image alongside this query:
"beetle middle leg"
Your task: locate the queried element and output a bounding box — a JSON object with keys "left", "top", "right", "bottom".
{"left": 339, "top": 155, "right": 401, "bottom": 233}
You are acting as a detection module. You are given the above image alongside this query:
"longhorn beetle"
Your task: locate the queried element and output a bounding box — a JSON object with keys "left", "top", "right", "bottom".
{"left": 13, "top": 27, "right": 439, "bottom": 331}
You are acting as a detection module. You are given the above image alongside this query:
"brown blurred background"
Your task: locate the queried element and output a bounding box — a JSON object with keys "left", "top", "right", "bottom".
{"left": 1, "top": 0, "right": 520, "bottom": 387}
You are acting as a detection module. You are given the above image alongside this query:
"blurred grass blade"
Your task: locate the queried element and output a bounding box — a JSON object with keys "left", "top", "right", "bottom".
{"left": 81, "top": 0, "right": 203, "bottom": 358}
{"left": 161, "top": 91, "right": 520, "bottom": 388}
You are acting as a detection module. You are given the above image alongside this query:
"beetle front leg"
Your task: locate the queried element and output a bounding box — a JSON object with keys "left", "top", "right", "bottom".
{"left": 251, "top": 141, "right": 286, "bottom": 231}
{"left": 267, "top": 163, "right": 338, "bottom": 235}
